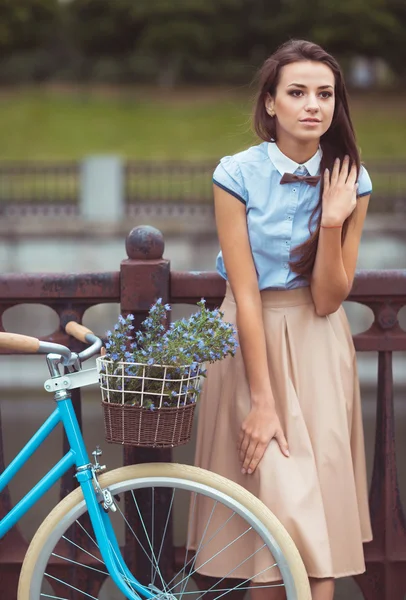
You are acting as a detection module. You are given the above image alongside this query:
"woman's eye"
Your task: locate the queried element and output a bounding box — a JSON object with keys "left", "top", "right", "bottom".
{"left": 319, "top": 91, "right": 333, "bottom": 99}
{"left": 289, "top": 90, "right": 303, "bottom": 97}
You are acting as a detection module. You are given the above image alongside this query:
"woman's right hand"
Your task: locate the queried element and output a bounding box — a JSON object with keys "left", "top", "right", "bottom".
{"left": 238, "top": 404, "right": 289, "bottom": 475}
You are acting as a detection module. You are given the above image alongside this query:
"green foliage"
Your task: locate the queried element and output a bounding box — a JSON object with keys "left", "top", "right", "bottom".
{"left": 0, "top": 0, "right": 59, "bottom": 54}
{"left": 1, "top": 0, "right": 406, "bottom": 84}
{"left": 101, "top": 299, "right": 238, "bottom": 408}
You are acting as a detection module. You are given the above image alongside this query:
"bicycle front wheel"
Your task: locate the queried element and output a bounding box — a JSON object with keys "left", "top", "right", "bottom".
{"left": 18, "top": 463, "right": 311, "bottom": 600}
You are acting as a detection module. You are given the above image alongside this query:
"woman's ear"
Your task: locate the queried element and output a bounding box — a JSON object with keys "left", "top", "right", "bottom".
{"left": 265, "top": 94, "right": 276, "bottom": 117}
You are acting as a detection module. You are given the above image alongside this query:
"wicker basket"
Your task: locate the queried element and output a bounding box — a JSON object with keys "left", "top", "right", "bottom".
{"left": 96, "top": 357, "right": 203, "bottom": 448}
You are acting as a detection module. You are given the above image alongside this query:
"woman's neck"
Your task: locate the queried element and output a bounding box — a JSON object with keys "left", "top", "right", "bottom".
{"left": 275, "top": 136, "right": 320, "bottom": 165}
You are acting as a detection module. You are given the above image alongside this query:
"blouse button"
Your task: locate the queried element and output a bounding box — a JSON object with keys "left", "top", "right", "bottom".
{"left": 284, "top": 263, "right": 289, "bottom": 269}
{"left": 292, "top": 188, "right": 296, "bottom": 192}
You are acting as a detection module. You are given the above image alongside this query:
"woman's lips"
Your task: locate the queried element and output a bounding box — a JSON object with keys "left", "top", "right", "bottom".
{"left": 300, "top": 119, "right": 321, "bottom": 126}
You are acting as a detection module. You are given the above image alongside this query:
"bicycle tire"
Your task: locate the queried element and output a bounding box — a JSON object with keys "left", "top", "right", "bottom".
{"left": 18, "top": 463, "right": 311, "bottom": 600}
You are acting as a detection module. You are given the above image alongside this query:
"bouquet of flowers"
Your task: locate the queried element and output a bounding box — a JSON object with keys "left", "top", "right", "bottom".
{"left": 97, "top": 298, "right": 238, "bottom": 448}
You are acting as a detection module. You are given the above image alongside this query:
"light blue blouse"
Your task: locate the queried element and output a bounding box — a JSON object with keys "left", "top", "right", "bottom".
{"left": 214, "top": 141, "right": 372, "bottom": 290}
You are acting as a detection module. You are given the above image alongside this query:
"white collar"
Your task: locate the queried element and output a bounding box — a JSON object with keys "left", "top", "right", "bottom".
{"left": 267, "top": 142, "right": 322, "bottom": 176}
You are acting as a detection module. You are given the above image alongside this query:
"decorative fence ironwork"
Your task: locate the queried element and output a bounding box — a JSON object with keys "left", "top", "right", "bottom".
{"left": 0, "top": 160, "right": 404, "bottom": 217}
{"left": 0, "top": 226, "right": 406, "bottom": 599}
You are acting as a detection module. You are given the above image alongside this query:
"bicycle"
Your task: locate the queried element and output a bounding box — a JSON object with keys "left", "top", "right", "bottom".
{"left": 0, "top": 322, "right": 311, "bottom": 600}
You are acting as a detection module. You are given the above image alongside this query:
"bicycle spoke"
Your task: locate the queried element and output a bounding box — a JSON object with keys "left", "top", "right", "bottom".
{"left": 169, "top": 580, "right": 284, "bottom": 596}
{"left": 152, "top": 488, "right": 175, "bottom": 588}
{"left": 209, "top": 566, "right": 280, "bottom": 600}
{"left": 115, "top": 496, "right": 168, "bottom": 593}
{"left": 130, "top": 488, "right": 170, "bottom": 593}
{"left": 187, "top": 545, "right": 271, "bottom": 600}
{"left": 171, "top": 500, "right": 218, "bottom": 597}
{"left": 51, "top": 553, "right": 109, "bottom": 576}
{"left": 167, "top": 525, "right": 252, "bottom": 595}
{"left": 151, "top": 487, "right": 154, "bottom": 586}
{"left": 167, "top": 511, "right": 238, "bottom": 591}
{"left": 61, "top": 535, "right": 104, "bottom": 565}
{"left": 75, "top": 519, "right": 98, "bottom": 548}
{"left": 176, "top": 490, "right": 197, "bottom": 598}
{"left": 44, "top": 573, "right": 99, "bottom": 599}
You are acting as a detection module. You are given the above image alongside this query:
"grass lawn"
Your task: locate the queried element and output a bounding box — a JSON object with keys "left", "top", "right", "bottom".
{"left": 0, "top": 85, "right": 405, "bottom": 161}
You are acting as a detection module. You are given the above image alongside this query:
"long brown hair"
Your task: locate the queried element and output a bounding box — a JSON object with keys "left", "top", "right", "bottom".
{"left": 253, "top": 39, "right": 360, "bottom": 277}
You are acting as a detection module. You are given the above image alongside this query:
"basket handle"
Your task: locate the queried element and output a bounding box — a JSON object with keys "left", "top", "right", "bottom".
{"left": 65, "top": 321, "right": 95, "bottom": 343}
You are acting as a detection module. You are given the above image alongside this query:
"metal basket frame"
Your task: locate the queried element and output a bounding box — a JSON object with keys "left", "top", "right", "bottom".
{"left": 96, "top": 357, "right": 204, "bottom": 448}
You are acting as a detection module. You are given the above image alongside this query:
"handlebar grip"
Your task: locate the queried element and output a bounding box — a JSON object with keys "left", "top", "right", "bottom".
{"left": 0, "top": 332, "right": 40, "bottom": 353}
{"left": 65, "top": 321, "right": 95, "bottom": 343}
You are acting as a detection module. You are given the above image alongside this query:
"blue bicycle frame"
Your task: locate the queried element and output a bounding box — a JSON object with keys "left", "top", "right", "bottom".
{"left": 0, "top": 391, "right": 155, "bottom": 600}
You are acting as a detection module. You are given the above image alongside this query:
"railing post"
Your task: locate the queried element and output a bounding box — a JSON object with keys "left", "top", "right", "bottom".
{"left": 120, "top": 225, "right": 174, "bottom": 583}
{"left": 81, "top": 156, "right": 124, "bottom": 222}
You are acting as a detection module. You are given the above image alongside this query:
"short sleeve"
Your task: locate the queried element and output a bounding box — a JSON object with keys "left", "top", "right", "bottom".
{"left": 213, "top": 156, "right": 247, "bottom": 204}
{"left": 357, "top": 165, "right": 372, "bottom": 198}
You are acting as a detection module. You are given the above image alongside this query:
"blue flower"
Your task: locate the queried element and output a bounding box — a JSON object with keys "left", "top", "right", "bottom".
{"left": 119, "top": 315, "right": 126, "bottom": 324}
{"left": 127, "top": 314, "right": 135, "bottom": 321}
{"left": 147, "top": 358, "right": 154, "bottom": 366}
{"left": 105, "top": 342, "right": 111, "bottom": 349}
{"left": 120, "top": 345, "right": 126, "bottom": 352}
{"left": 111, "top": 352, "right": 119, "bottom": 360}
{"left": 114, "top": 324, "right": 119, "bottom": 331}
{"left": 164, "top": 304, "right": 171, "bottom": 311}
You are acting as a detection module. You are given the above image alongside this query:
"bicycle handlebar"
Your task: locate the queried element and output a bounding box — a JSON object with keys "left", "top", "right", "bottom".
{"left": 0, "top": 322, "right": 103, "bottom": 367}
{"left": 0, "top": 332, "right": 40, "bottom": 353}
{"left": 65, "top": 321, "right": 95, "bottom": 343}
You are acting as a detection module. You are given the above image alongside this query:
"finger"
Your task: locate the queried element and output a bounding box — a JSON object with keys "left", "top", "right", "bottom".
{"left": 339, "top": 155, "right": 350, "bottom": 184}
{"left": 323, "top": 168, "right": 330, "bottom": 193}
{"left": 242, "top": 440, "right": 259, "bottom": 473}
{"left": 347, "top": 162, "right": 357, "bottom": 187}
{"left": 238, "top": 431, "right": 250, "bottom": 464}
{"left": 330, "top": 158, "right": 340, "bottom": 186}
{"left": 101, "top": 347, "right": 106, "bottom": 356}
{"left": 275, "top": 429, "right": 290, "bottom": 457}
{"left": 246, "top": 444, "right": 266, "bottom": 474}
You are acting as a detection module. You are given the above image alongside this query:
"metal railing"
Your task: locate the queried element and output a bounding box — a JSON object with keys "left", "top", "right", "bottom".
{"left": 0, "top": 159, "right": 404, "bottom": 216}
{"left": 0, "top": 227, "right": 406, "bottom": 599}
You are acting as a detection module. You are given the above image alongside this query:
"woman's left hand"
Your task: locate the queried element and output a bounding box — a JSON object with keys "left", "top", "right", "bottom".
{"left": 322, "top": 156, "right": 358, "bottom": 227}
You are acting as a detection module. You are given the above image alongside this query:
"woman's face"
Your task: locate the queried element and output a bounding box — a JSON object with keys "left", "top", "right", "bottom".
{"left": 266, "top": 60, "right": 336, "bottom": 144}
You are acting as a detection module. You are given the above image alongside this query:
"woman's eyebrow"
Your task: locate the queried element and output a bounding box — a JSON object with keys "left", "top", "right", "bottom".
{"left": 287, "top": 83, "right": 334, "bottom": 89}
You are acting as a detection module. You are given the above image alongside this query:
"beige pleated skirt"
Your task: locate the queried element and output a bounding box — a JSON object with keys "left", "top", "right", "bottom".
{"left": 188, "top": 283, "right": 372, "bottom": 581}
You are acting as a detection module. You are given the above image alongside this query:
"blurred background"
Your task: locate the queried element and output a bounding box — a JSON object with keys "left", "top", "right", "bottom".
{"left": 0, "top": 1, "right": 405, "bottom": 598}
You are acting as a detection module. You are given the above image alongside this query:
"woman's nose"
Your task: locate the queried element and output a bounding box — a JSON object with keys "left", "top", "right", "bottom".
{"left": 305, "top": 96, "right": 320, "bottom": 111}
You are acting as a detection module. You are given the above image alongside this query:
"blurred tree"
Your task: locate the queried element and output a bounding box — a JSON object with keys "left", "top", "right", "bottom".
{"left": 67, "top": 0, "right": 158, "bottom": 57}
{"left": 0, "top": 0, "right": 59, "bottom": 54}
{"left": 1, "top": 0, "right": 405, "bottom": 85}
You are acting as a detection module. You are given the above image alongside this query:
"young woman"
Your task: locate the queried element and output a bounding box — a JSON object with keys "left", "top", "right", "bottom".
{"left": 188, "top": 40, "right": 373, "bottom": 600}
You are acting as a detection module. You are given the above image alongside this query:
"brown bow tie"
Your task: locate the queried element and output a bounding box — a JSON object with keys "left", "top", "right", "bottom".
{"left": 280, "top": 173, "right": 320, "bottom": 187}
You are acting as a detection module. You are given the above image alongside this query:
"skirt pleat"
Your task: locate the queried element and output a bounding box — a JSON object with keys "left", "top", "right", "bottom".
{"left": 188, "top": 284, "right": 372, "bottom": 581}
